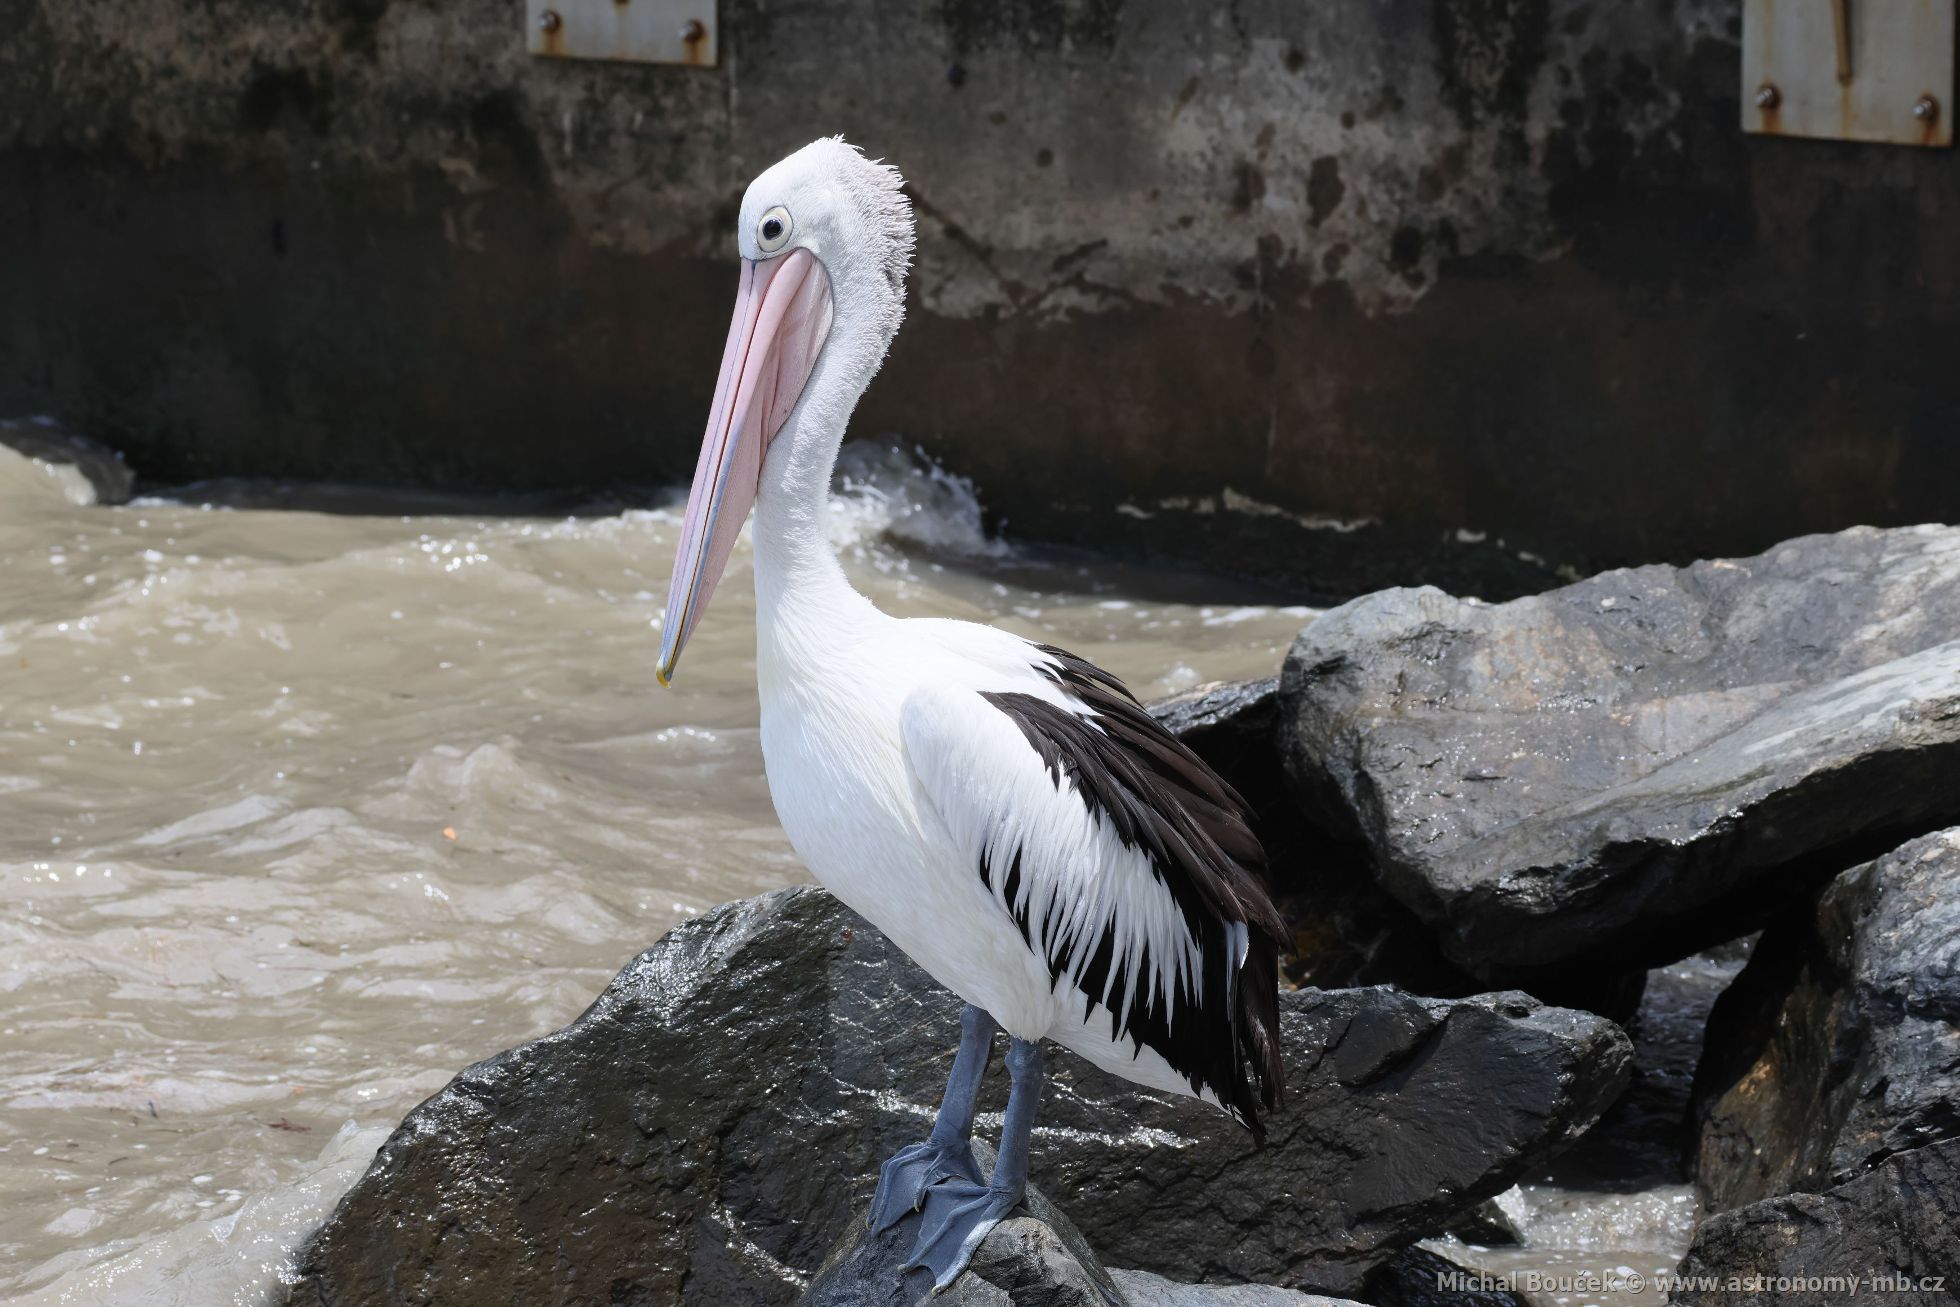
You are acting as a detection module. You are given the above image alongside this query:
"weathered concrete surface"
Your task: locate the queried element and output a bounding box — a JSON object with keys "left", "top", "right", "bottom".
{"left": 1278, "top": 525, "right": 1960, "bottom": 981}
{"left": 285, "top": 887, "right": 1631, "bottom": 1303}
{"left": 5, "top": 2, "right": 1960, "bottom": 590}
{"left": 1671, "top": 1137, "right": 1960, "bottom": 1307}
{"left": 1692, "top": 829, "right": 1960, "bottom": 1212}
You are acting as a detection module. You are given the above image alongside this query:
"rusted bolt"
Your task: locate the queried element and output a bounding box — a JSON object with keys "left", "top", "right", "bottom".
{"left": 1754, "top": 82, "right": 1781, "bottom": 111}
{"left": 537, "top": 8, "right": 562, "bottom": 32}
{"left": 1913, "top": 95, "right": 1941, "bottom": 124}
{"left": 680, "top": 18, "right": 706, "bottom": 42}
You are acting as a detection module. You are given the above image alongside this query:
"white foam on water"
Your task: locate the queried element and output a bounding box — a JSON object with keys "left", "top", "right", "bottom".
{"left": 0, "top": 440, "right": 99, "bottom": 509}
{"left": 829, "top": 438, "right": 1009, "bottom": 561}
{"left": 1430, "top": 1182, "right": 1703, "bottom": 1306}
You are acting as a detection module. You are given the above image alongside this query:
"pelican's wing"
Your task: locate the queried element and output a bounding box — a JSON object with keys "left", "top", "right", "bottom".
{"left": 900, "top": 643, "right": 1284, "bottom": 1132}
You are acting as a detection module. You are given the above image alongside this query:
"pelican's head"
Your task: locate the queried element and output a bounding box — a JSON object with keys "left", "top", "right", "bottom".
{"left": 656, "top": 137, "right": 914, "bottom": 686}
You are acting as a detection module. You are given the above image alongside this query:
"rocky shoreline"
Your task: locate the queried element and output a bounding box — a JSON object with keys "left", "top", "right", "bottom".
{"left": 287, "top": 525, "right": 1960, "bottom": 1305}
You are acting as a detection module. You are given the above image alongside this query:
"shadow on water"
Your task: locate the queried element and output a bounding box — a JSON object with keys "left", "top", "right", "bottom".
{"left": 136, "top": 480, "right": 1311, "bottom": 610}
{"left": 144, "top": 475, "right": 675, "bottom": 521}
{"left": 9, "top": 420, "right": 1462, "bottom": 612}
{"left": 137, "top": 435, "right": 1320, "bottom": 611}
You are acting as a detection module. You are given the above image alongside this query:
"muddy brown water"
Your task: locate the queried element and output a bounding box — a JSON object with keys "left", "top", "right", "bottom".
{"left": 0, "top": 436, "right": 1691, "bottom": 1304}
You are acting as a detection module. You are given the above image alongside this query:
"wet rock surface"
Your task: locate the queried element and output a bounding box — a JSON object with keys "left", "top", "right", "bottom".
{"left": 1548, "top": 946, "right": 1750, "bottom": 1191}
{"left": 1144, "top": 677, "right": 1282, "bottom": 763}
{"left": 1671, "top": 1137, "right": 1960, "bottom": 1307}
{"left": 802, "top": 1152, "right": 1124, "bottom": 1307}
{"left": 286, "top": 887, "right": 1631, "bottom": 1304}
{"left": 1148, "top": 679, "right": 1475, "bottom": 997}
{"left": 1360, "top": 1246, "right": 1530, "bottom": 1307}
{"left": 1692, "top": 828, "right": 1960, "bottom": 1211}
{"left": 1104, "top": 1273, "right": 1355, "bottom": 1307}
{"left": 1278, "top": 525, "right": 1960, "bottom": 982}
{"left": 805, "top": 1143, "right": 1353, "bottom": 1306}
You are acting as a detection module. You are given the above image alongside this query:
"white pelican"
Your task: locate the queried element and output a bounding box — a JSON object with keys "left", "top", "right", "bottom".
{"left": 656, "top": 137, "right": 1284, "bottom": 1290}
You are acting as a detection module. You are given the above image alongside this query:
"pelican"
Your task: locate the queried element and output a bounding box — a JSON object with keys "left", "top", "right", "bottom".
{"left": 656, "top": 137, "right": 1284, "bottom": 1290}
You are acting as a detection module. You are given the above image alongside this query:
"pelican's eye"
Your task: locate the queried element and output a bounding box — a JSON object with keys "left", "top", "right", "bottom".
{"left": 757, "top": 206, "right": 793, "bottom": 254}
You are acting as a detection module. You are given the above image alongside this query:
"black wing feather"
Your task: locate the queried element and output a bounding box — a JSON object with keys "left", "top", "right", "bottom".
{"left": 979, "top": 644, "right": 1285, "bottom": 1137}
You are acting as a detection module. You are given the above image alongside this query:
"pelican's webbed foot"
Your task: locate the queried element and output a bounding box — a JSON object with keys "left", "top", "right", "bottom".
{"left": 900, "top": 1179, "right": 1021, "bottom": 1289}
{"left": 867, "top": 1140, "right": 982, "bottom": 1232}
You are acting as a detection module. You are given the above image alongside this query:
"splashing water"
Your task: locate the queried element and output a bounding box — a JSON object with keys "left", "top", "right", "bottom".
{"left": 831, "top": 437, "right": 1009, "bottom": 561}
{"left": 0, "top": 435, "right": 1316, "bottom": 1301}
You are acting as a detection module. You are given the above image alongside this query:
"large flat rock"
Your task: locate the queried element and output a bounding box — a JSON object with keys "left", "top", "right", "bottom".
{"left": 1692, "top": 828, "right": 1960, "bottom": 1210}
{"left": 285, "top": 887, "right": 1631, "bottom": 1303}
{"left": 1279, "top": 525, "right": 1960, "bottom": 979}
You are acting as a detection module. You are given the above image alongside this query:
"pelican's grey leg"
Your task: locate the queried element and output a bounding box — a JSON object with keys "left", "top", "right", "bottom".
{"left": 900, "top": 1036, "right": 1044, "bottom": 1290}
{"left": 867, "top": 1004, "right": 997, "bottom": 1232}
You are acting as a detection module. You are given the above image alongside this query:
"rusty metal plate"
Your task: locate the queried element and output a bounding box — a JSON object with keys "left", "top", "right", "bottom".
{"left": 527, "top": 0, "right": 715, "bottom": 67}
{"left": 1743, "top": 0, "right": 1953, "bottom": 146}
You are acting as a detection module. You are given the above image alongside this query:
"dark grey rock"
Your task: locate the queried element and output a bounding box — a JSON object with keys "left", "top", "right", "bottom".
{"left": 1279, "top": 525, "right": 1960, "bottom": 981}
{"left": 1147, "top": 679, "right": 1477, "bottom": 997}
{"left": 1671, "top": 1136, "right": 1960, "bottom": 1306}
{"left": 1692, "top": 828, "right": 1960, "bottom": 1211}
{"left": 286, "top": 887, "right": 1632, "bottom": 1304}
{"left": 1361, "top": 1246, "right": 1531, "bottom": 1307}
{"left": 1546, "top": 944, "right": 1751, "bottom": 1190}
{"left": 1439, "top": 1199, "right": 1525, "bottom": 1249}
{"left": 1105, "top": 1271, "right": 1355, "bottom": 1307}
{"left": 1146, "top": 677, "right": 1282, "bottom": 759}
{"left": 803, "top": 1142, "right": 1351, "bottom": 1307}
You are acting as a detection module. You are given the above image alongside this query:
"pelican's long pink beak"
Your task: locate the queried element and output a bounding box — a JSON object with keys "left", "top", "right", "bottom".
{"left": 657, "top": 248, "right": 833, "bottom": 686}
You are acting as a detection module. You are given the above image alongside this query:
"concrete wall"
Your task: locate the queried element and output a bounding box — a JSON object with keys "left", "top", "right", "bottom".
{"left": 2, "top": 0, "right": 1956, "bottom": 595}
